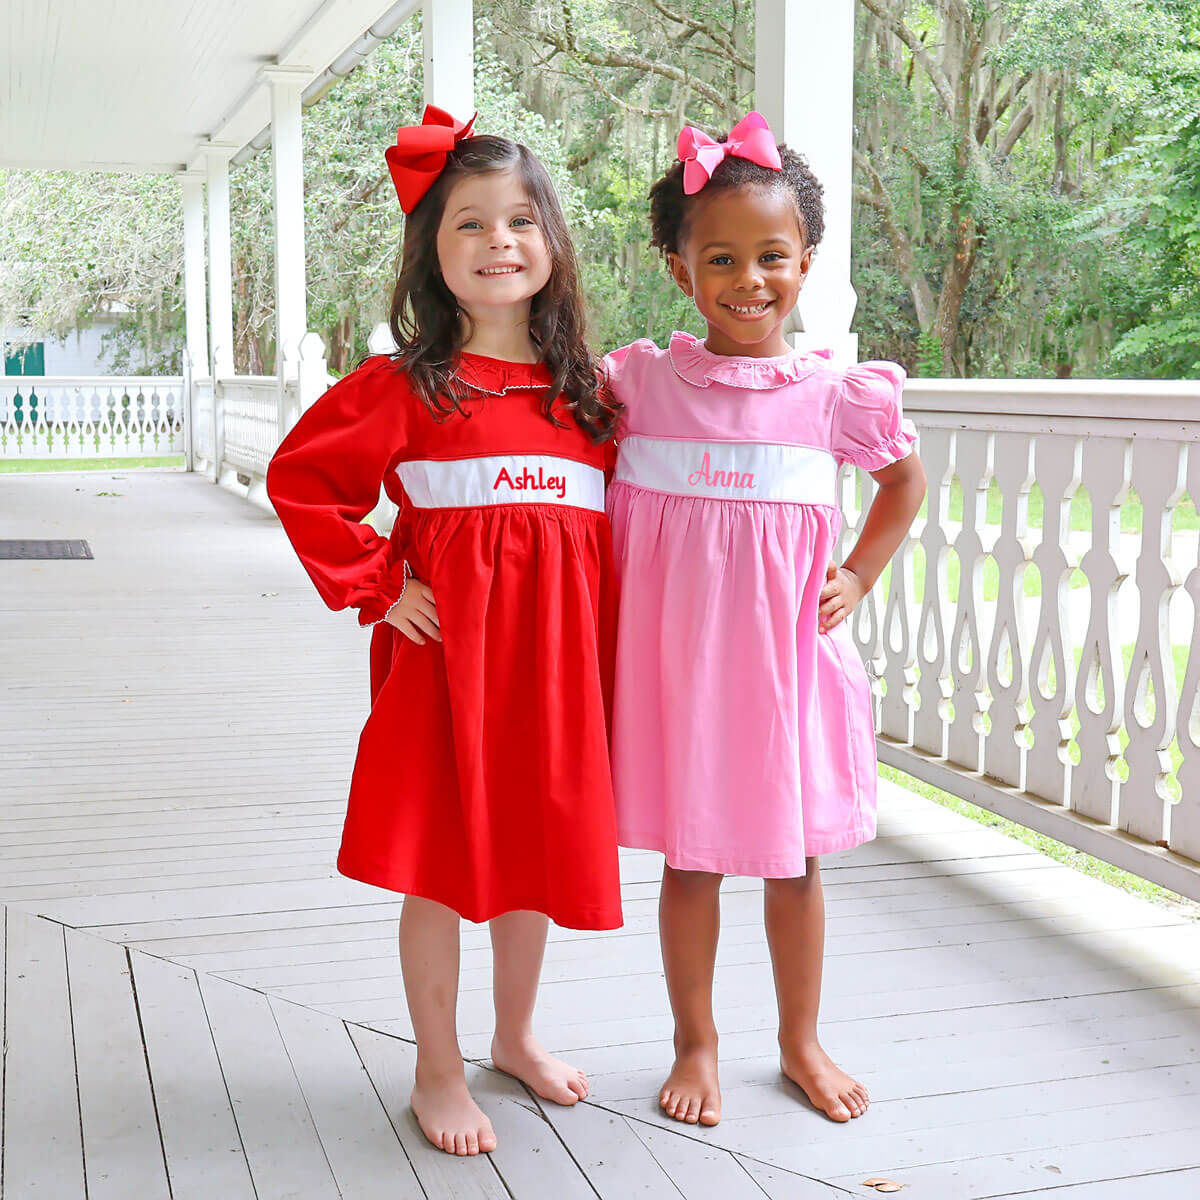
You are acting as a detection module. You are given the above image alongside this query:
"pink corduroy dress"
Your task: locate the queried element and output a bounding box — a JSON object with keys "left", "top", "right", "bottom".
{"left": 604, "top": 332, "right": 917, "bottom": 878}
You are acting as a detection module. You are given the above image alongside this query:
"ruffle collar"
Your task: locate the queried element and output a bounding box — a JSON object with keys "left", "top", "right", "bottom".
{"left": 667, "top": 331, "right": 831, "bottom": 390}
{"left": 452, "top": 351, "right": 552, "bottom": 395}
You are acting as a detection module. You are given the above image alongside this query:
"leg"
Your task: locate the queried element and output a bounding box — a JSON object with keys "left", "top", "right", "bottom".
{"left": 658, "top": 865, "right": 723, "bottom": 1125}
{"left": 765, "top": 859, "right": 869, "bottom": 1122}
{"left": 399, "top": 895, "right": 497, "bottom": 1155}
{"left": 489, "top": 909, "right": 589, "bottom": 1105}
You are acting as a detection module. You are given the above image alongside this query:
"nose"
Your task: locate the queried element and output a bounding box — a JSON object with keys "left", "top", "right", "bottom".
{"left": 487, "top": 223, "right": 515, "bottom": 250}
{"left": 735, "top": 261, "right": 764, "bottom": 290}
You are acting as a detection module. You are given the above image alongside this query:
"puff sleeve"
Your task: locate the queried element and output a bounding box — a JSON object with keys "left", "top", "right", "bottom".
{"left": 602, "top": 339, "right": 655, "bottom": 427}
{"left": 266, "top": 355, "right": 411, "bottom": 627}
{"left": 833, "top": 360, "right": 918, "bottom": 471}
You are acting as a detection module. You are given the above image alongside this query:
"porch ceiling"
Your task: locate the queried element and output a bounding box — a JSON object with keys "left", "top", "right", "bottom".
{"left": 0, "top": 0, "right": 417, "bottom": 174}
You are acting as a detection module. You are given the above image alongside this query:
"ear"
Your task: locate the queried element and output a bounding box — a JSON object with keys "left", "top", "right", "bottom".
{"left": 797, "top": 244, "right": 814, "bottom": 288}
{"left": 667, "top": 252, "right": 694, "bottom": 298}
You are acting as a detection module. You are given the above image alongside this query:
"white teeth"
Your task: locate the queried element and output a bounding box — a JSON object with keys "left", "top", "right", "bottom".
{"left": 727, "top": 302, "right": 770, "bottom": 314}
{"left": 480, "top": 266, "right": 522, "bottom": 275}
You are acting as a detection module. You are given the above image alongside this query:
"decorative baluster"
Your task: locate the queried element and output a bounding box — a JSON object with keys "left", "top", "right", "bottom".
{"left": 1121, "top": 440, "right": 1185, "bottom": 844}
{"left": 1025, "top": 435, "right": 1081, "bottom": 806}
{"left": 1168, "top": 446, "right": 1200, "bottom": 860}
{"left": 1072, "top": 436, "right": 1132, "bottom": 825}
{"left": 947, "top": 433, "right": 994, "bottom": 773}
{"left": 879, "top": 509, "right": 917, "bottom": 745}
{"left": 913, "top": 427, "right": 954, "bottom": 760}
{"left": 985, "top": 432, "right": 1036, "bottom": 790}
{"left": 847, "top": 469, "right": 885, "bottom": 722}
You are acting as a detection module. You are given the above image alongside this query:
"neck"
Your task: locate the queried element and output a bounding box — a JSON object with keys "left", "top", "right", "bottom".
{"left": 703, "top": 323, "right": 793, "bottom": 359}
{"left": 459, "top": 303, "right": 540, "bottom": 364}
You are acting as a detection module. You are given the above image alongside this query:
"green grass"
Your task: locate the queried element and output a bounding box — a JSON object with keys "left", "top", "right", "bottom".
{"left": 0, "top": 456, "right": 185, "bottom": 473}
{"left": 879, "top": 762, "right": 1200, "bottom": 917}
{"left": 912, "top": 480, "right": 1200, "bottom": 534}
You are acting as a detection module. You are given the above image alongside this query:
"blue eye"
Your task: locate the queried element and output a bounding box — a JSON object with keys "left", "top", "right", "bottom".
{"left": 710, "top": 255, "right": 733, "bottom": 266}
{"left": 459, "top": 220, "right": 482, "bottom": 230}
{"left": 512, "top": 216, "right": 534, "bottom": 227}
{"left": 761, "top": 252, "right": 784, "bottom": 263}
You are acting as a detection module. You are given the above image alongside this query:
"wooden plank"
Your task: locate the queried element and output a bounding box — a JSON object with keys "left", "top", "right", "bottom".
{"left": 0, "top": 829, "right": 341, "bottom": 860}
{"left": 28, "top": 874, "right": 386, "bottom": 926}
{"left": 197, "top": 973, "right": 340, "bottom": 1198}
{"left": 1, "top": 909, "right": 86, "bottom": 1198}
{"left": 734, "top": 1156, "right": 848, "bottom": 1199}
{"left": 536, "top": 1094, "right": 688, "bottom": 1199}
{"left": 826, "top": 1126, "right": 1200, "bottom": 1198}
{"left": 131, "top": 950, "right": 255, "bottom": 1200}
{"left": 0, "top": 865, "right": 342, "bottom": 904}
{"left": 628, "top": 1120, "right": 768, "bottom": 1199}
{"left": 468, "top": 1063, "right": 599, "bottom": 1200}
{"left": 996, "top": 1167, "right": 1200, "bottom": 1199}
{"left": 65, "top": 929, "right": 171, "bottom": 1198}
{"left": 268, "top": 995, "right": 423, "bottom": 1198}
{"left": 348, "top": 1024, "right": 510, "bottom": 1199}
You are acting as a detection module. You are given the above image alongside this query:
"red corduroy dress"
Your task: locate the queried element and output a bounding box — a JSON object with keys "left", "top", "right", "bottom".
{"left": 266, "top": 353, "right": 622, "bottom": 929}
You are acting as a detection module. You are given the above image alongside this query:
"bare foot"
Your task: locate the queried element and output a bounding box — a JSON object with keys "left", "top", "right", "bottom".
{"left": 660, "top": 1043, "right": 721, "bottom": 1126}
{"left": 410, "top": 1066, "right": 498, "bottom": 1155}
{"left": 491, "top": 1032, "right": 589, "bottom": 1106}
{"left": 780, "top": 1040, "right": 869, "bottom": 1122}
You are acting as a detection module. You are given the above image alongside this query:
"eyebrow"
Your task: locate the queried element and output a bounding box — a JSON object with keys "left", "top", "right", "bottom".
{"left": 697, "top": 239, "right": 792, "bottom": 253}
{"left": 449, "top": 201, "right": 536, "bottom": 220}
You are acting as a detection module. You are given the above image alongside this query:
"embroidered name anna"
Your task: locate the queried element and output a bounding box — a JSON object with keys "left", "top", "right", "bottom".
{"left": 493, "top": 465, "right": 567, "bottom": 500}
{"left": 688, "top": 451, "right": 756, "bottom": 490}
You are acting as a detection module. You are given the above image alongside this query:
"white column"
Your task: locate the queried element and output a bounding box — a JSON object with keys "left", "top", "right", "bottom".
{"left": 263, "top": 67, "right": 309, "bottom": 386}
{"left": 756, "top": 0, "right": 858, "bottom": 362}
{"left": 202, "top": 144, "right": 237, "bottom": 379}
{"left": 423, "top": 0, "right": 474, "bottom": 116}
{"left": 179, "top": 173, "right": 209, "bottom": 375}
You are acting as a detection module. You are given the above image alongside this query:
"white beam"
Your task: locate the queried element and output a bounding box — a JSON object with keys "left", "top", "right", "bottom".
{"left": 263, "top": 67, "right": 309, "bottom": 383}
{"left": 203, "top": 144, "right": 237, "bottom": 379}
{"left": 756, "top": 0, "right": 858, "bottom": 362}
{"left": 423, "top": 0, "right": 474, "bottom": 116}
{"left": 179, "top": 173, "right": 209, "bottom": 375}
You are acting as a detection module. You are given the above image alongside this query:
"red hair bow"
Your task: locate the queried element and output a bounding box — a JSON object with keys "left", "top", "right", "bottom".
{"left": 677, "top": 111, "right": 782, "bottom": 195}
{"left": 385, "top": 105, "right": 478, "bottom": 214}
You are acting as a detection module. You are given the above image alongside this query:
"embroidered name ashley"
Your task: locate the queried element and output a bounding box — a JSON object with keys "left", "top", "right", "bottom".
{"left": 493, "top": 465, "right": 567, "bottom": 500}
{"left": 688, "top": 450, "right": 756, "bottom": 490}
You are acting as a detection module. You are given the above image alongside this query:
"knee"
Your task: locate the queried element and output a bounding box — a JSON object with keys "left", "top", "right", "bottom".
{"left": 664, "top": 865, "right": 724, "bottom": 892}
{"left": 765, "top": 860, "right": 821, "bottom": 894}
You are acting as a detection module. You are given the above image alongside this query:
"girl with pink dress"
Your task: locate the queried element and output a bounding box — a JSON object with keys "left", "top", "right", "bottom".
{"left": 604, "top": 113, "right": 926, "bottom": 1128}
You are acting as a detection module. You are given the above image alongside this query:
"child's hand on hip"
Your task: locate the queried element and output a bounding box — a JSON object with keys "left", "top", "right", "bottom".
{"left": 818, "top": 563, "right": 866, "bottom": 634}
{"left": 385, "top": 579, "right": 442, "bottom": 644}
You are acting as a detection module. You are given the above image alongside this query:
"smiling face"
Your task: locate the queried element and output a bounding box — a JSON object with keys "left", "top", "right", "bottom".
{"left": 668, "top": 184, "right": 813, "bottom": 358}
{"left": 435, "top": 168, "right": 553, "bottom": 323}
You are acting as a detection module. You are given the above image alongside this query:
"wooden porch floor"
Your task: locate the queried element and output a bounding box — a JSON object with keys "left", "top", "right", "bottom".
{"left": 3, "top": 469, "right": 1200, "bottom": 1199}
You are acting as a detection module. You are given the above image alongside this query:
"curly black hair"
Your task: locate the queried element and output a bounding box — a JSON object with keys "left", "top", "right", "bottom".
{"left": 648, "top": 141, "right": 825, "bottom": 260}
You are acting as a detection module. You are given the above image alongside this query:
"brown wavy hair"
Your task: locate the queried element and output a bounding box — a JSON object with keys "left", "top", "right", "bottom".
{"left": 388, "top": 135, "right": 619, "bottom": 442}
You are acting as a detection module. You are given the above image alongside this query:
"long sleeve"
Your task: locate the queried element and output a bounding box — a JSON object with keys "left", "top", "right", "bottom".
{"left": 266, "top": 355, "right": 411, "bottom": 626}
{"left": 833, "top": 360, "right": 918, "bottom": 472}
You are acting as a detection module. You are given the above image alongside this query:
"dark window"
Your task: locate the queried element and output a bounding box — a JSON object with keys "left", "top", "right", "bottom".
{"left": 5, "top": 342, "right": 46, "bottom": 376}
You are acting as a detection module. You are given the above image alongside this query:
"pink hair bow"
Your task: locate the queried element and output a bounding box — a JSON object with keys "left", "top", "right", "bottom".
{"left": 677, "top": 111, "right": 782, "bottom": 195}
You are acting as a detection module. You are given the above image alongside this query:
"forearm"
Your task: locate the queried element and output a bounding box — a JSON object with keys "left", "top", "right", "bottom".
{"left": 841, "top": 457, "right": 926, "bottom": 590}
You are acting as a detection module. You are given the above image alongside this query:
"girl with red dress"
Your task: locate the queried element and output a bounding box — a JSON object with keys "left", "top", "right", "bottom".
{"left": 266, "top": 108, "right": 623, "bottom": 1157}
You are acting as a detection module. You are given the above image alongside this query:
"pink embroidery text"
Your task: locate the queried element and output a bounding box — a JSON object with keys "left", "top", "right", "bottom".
{"left": 493, "top": 465, "right": 567, "bottom": 500}
{"left": 687, "top": 451, "right": 756, "bottom": 490}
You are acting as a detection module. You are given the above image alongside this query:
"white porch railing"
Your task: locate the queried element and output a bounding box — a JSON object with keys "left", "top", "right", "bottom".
{"left": 0, "top": 376, "right": 185, "bottom": 458}
{"left": 843, "top": 379, "right": 1200, "bottom": 900}
{"left": 190, "top": 331, "right": 336, "bottom": 507}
